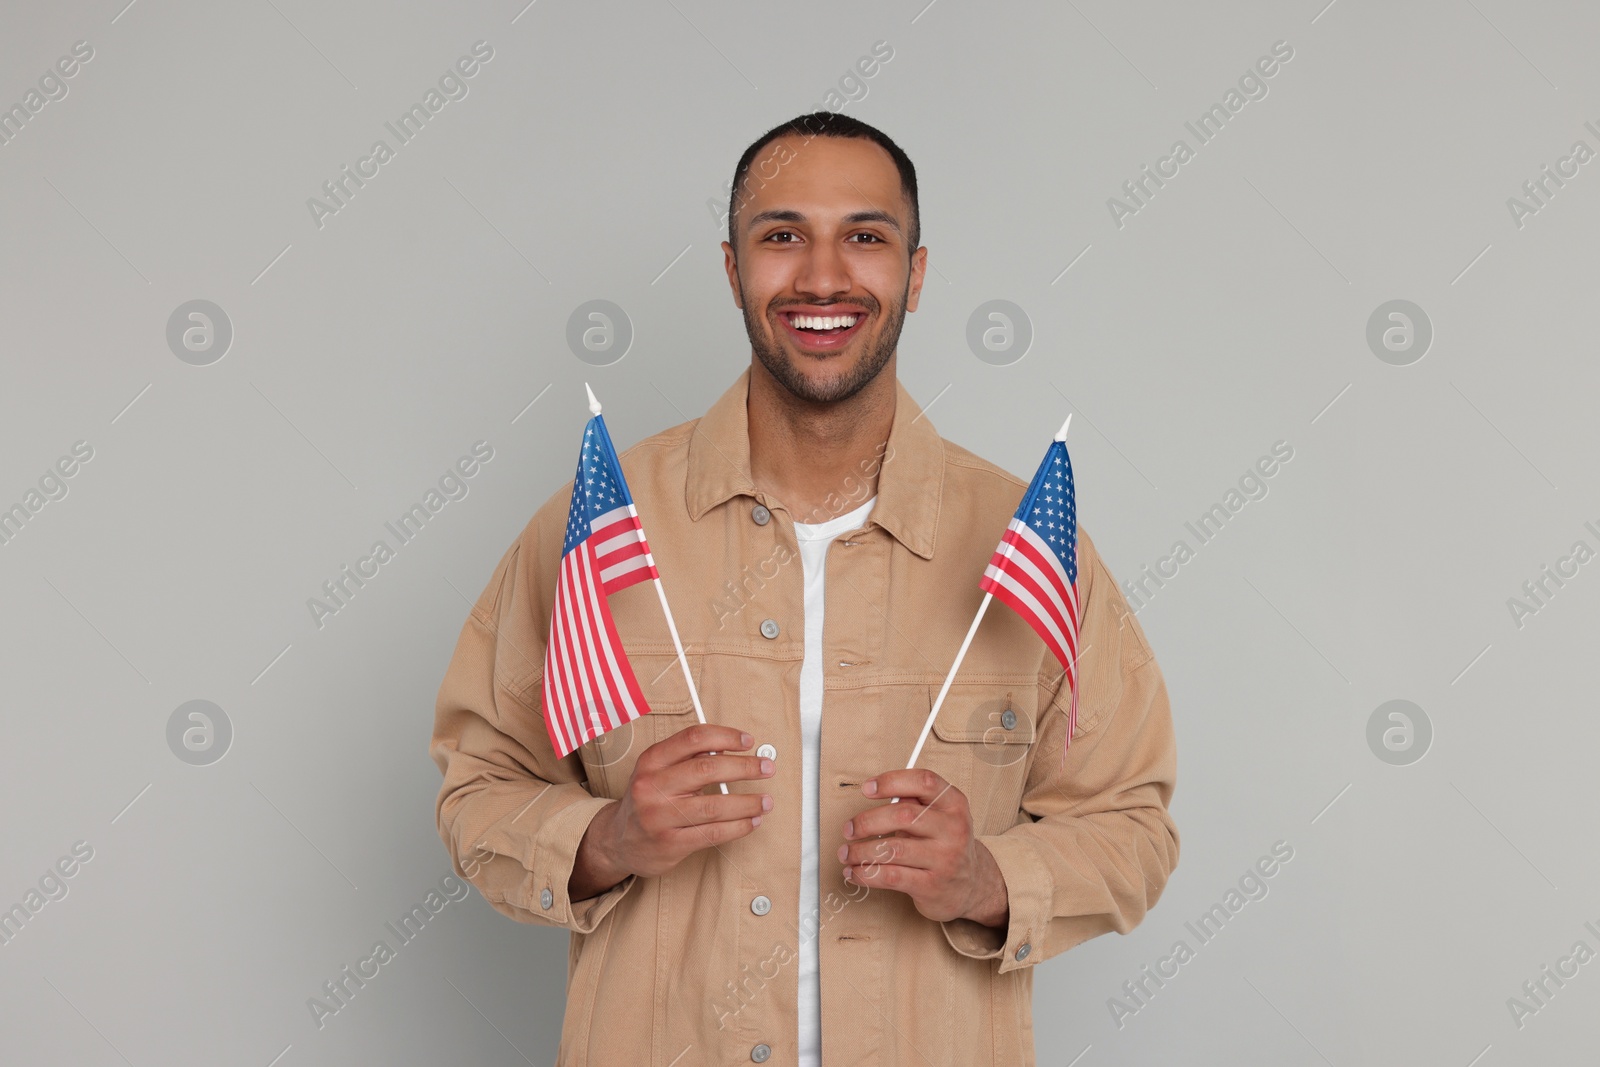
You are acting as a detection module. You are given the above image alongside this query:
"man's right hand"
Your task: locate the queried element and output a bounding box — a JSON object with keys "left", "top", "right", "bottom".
{"left": 570, "top": 724, "right": 775, "bottom": 900}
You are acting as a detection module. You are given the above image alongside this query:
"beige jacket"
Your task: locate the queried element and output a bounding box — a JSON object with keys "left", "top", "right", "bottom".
{"left": 431, "top": 369, "right": 1180, "bottom": 1066}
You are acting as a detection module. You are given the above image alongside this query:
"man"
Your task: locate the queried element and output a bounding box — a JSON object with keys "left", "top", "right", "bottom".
{"left": 431, "top": 111, "right": 1179, "bottom": 1066}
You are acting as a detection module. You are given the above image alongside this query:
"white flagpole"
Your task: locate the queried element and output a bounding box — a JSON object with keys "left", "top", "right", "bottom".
{"left": 900, "top": 593, "right": 993, "bottom": 778}
{"left": 650, "top": 578, "right": 727, "bottom": 794}
{"left": 588, "top": 384, "right": 728, "bottom": 795}
{"left": 892, "top": 414, "right": 1070, "bottom": 805}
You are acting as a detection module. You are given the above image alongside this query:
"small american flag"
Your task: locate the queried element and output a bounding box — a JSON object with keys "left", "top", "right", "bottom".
{"left": 978, "top": 436, "right": 1080, "bottom": 763}
{"left": 542, "top": 414, "right": 659, "bottom": 759}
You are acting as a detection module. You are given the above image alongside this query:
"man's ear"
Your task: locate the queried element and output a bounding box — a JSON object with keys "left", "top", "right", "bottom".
{"left": 905, "top": 245, "right": 928, "bottom": 314}
{"left": 722, "top": 241, "right": 744, "bottom": 309}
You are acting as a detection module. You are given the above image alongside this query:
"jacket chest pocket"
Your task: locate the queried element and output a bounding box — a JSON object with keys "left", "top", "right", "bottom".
{"left": 574, "top": 651, "right": 702, "bottom": 801}
{"left": 924, "top": 680, "right": 1039, "bottom": 837}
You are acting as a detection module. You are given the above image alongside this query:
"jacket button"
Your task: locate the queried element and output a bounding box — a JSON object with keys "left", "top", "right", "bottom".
{"left": 751, "top": 1045, "right": 772, "bottom": 1062}
{"left": 1015, "top": 942, "right": 1031, "bottom": 961}
{"left": 760, "top": 619, "right": 780, "bottom": 640}
{"left": 756, "top": 743, "right": 776, "bottom": 760}
{"left": 751, "top": 895, "right": 772, "bottom": 916}
{"left": 1000, "top": 708, "right": 1018, "bottom": 730}
{"left": 751, "top": 504, "right": 771, "bottom": 525}
{"left": 540, "top": 888, "right": 554, "bottom": 910}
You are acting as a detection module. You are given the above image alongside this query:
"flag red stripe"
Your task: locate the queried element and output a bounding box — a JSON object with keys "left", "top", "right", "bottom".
{"left": 594, "top": 539, "right": 649, "bottom": 567}
{"left": 591, "top": 513, "right": 638, "bottom": 533}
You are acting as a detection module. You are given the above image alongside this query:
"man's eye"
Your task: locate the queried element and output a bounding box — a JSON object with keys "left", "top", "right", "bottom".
{"left": 848, "top": 233, "right": 884, "bottom": 244}
{"left": 765, "top": 231, "right": 799, "bottom": 243}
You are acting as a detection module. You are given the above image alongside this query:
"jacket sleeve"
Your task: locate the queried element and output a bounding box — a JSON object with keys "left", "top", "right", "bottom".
{"left": 429, "top": 501, "right": 638, "bottom": 933}
{"left": 940, "top": 528, "right": 1180, "bottom": 972}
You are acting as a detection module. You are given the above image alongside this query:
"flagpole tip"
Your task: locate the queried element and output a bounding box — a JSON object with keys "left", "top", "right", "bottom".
{"left": 585, "top": 382, "right": 602, "bottom": 416}
{"left": 1055, "top": 413, "right": 1071, "bottom": 441}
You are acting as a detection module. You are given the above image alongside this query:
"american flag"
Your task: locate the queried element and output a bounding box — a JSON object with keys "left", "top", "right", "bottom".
{"left": 542, "top": 414, "right": 659, "bottom": 759}
{"left": 978, "top": 437, "right": 1080, "bottom": 762}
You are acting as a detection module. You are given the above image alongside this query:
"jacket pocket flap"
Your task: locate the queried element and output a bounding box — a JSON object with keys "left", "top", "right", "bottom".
{"left": 930, "top": 682, "right": 1038, "bottom": 745}
{"left": 628, "top": 652, "right": 700, "bottom": 714}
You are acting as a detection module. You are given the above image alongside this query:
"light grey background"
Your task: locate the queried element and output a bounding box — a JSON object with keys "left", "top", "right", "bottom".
{"left": 2, "top": 0, "right": 1595, "bottom": 1064}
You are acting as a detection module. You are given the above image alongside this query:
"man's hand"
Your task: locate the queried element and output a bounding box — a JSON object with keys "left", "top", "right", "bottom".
{"left": 837, "top": 769, "right": 1009, "bottom": 928}
{"left": 570, "top": 724, "right": 775, "bottom": 900}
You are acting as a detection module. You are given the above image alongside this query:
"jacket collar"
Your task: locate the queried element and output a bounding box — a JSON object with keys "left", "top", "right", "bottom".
{"left": 685, "top": 367, "right": 944, "bottom": 560}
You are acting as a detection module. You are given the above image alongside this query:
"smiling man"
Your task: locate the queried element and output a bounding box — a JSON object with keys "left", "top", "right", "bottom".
{"left": 431, "top": 111, "right": 1179, "bottom": 1066}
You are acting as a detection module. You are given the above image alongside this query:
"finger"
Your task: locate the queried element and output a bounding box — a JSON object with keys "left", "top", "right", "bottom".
{"left": 668, "top": 812, "right": 768, "bottom": 852}
{"left": 658, "top": 751, "right": 775, "bottom": 796}
{"left": 861, "top": 768, "right": 961, "bottom": 809}
{"left": 843, "top": 860, "right": 932, "bottom": 897}
{"left": 646, "top": 782, "right": 771, "bottom": 829}
{"left": 643, "top": 723, "right": 752, "bottom": 771}
{"left": 839, "top": 836, "right": 940, "bottom": 872}
{"left": 844, "top": 797, "right": 950, "bottom": 843}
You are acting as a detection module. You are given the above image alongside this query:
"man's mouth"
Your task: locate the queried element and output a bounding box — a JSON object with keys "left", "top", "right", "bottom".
{"left": 778, "top": 309, "right": 867, "bottom": 352}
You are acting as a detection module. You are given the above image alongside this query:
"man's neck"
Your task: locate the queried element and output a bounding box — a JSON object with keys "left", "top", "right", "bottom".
{"left": 746, "top": 357, "right": 895, "bottom": 524}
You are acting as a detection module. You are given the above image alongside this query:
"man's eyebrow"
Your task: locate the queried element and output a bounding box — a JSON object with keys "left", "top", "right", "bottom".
{"left": 745, "top": 208, "right": 903, "bottom": 236}
{"left": 843, "top": 210, "right": 903, "bottom": 234}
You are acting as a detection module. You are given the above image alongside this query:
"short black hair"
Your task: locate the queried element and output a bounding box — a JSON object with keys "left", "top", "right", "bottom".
{"left": 727, "top": 111, "right": 920, "bottom": 257}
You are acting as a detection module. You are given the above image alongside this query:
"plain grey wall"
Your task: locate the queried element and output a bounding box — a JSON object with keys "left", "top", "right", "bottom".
{"left": 3, "top": 0, "right": 1597, "bottom": 1063}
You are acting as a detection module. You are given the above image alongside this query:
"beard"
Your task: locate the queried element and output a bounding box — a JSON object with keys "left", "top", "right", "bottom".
{"left": 741, "top": 275, "right": 909, "bottom": 405}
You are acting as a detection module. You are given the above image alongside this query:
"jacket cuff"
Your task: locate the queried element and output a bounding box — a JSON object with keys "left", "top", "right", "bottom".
{"left": 530, "top": 795, "right": 637, "bottom": 934}
{"left": 939, "top": 832, "right": 1050, "bottom": 973}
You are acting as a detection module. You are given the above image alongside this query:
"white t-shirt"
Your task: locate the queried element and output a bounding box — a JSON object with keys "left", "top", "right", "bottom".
{"left": 792, "top": 494, "right": 876, "bottom": 1067}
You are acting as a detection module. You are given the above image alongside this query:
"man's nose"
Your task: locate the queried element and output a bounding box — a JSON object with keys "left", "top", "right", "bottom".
{"left": 793, "top": 239, "right": 850, "bottom": 299}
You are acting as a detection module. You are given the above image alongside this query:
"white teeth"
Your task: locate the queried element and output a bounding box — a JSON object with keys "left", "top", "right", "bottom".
{"left": 790, "top": 313, "right": 859, "bottom": 330}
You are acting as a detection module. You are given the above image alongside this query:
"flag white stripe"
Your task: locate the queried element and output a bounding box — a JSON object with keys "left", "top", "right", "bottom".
{"left": 590, "top": 504, "right": 637, "bottom": 532}
{"left": 599, "top": 553, "right": 651, "bottom": 585}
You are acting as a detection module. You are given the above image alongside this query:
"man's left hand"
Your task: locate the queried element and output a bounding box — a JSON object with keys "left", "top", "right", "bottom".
{"left": 838, "top": 769, "right": 1009, "bottom": 928}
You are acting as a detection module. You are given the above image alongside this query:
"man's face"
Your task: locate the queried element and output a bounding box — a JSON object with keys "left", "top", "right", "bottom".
{"left": 723, "top": 135, "right": 927, "bottom": 405}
